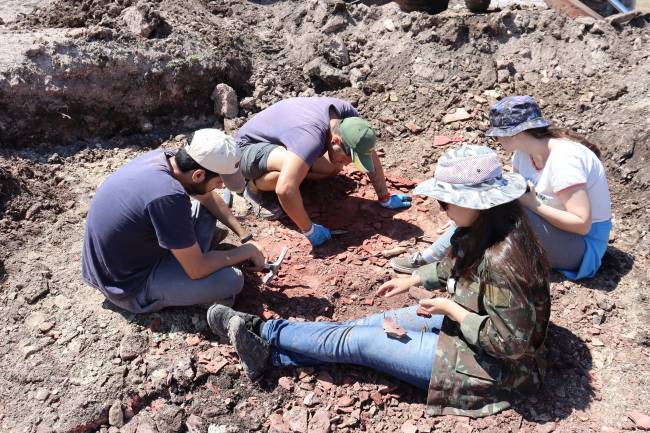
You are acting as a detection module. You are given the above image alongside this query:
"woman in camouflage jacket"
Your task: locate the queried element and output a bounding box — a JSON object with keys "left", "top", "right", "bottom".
{"left": 207, "top": 145, "right": 551, "bottom": 418}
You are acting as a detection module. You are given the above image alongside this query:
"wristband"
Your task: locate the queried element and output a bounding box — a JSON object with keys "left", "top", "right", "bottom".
{"left": 303, "top": 224, "right": 315, "bottom": 236}
{"left": 378, "top": 193, "right": 391, "bottom": 202}
{"left": 240, "top": 233, "right": 253, "bottom": 243}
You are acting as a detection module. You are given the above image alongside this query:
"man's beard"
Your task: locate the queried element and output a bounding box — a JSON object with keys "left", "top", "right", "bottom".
{"left": 184, "top": 181, "right": 210, "bottom": 196}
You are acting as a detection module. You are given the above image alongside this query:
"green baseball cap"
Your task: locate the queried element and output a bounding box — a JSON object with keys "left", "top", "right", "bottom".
{"left": 339, "top": 117, "right": 376, "bottom": 173}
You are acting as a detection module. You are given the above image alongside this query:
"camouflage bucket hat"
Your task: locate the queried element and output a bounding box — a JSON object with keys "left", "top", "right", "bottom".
{"left": 414, "top": 145, "right": 527, "bottom": 210}
{"left": 486, "top": 95, "right": 551, "bottom": 137}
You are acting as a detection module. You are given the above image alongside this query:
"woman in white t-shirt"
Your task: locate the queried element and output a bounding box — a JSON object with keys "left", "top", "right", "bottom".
{"left": 391, "top": 96, "right": 612, "bottom": 281}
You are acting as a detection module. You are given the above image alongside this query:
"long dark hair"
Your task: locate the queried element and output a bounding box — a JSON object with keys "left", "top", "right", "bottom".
{"left": 450, "top": 200, "right": 549, "bottom": 294}
{"left": 526, "top": 126, "right": 601, "bottom": 159}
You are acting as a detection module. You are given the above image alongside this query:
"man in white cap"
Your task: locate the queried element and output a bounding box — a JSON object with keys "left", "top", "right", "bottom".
{"left": 81, "top": 129, "right": 266, "bottom": 313}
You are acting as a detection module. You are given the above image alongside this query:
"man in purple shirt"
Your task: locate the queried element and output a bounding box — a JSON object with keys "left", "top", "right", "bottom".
{"left": 235, "top": 97, "right": 411, "bottom": 247}
{"left": 82, "top": 129, "right": 266, "bottom": 313}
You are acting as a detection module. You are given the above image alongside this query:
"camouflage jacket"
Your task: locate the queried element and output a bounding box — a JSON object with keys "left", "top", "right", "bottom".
{"left": 413, "top": 258, "right": 550, "bottom": 418}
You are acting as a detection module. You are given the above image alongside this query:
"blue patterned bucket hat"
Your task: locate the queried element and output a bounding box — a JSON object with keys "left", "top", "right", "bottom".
{"left": 486, "top": 95, "right": 551, "bottom": 137}
{"left": 414, "top": 145, "right": 526, "bottom": 210}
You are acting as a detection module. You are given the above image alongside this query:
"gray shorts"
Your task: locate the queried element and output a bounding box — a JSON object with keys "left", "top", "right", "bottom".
{"left": 240, "top": 142, "right": 281, "bottom": 180}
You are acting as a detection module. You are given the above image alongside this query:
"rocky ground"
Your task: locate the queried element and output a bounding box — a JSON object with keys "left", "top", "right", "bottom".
{"left": 1, "top": 0, "right": 650, "bottom": 432}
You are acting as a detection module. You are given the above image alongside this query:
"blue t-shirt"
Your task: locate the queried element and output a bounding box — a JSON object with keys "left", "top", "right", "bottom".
{"left": 82, "top": 150, "right": 196, "bottom": 300}
{"left": 234, "top": 97, "right": 359, "bottom": 166}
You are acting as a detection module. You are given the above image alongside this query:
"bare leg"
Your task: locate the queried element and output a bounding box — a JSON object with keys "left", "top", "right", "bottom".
{"left": 249, "top": 147, "right": 287, "bottom": 192}
{"left": 306, "top": 155, "right": 343, "bottom": 181}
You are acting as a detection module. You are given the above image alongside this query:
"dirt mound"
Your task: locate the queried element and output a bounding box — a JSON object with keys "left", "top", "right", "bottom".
{"left": 0, "top": 0, "right": 650, "bottom": 432}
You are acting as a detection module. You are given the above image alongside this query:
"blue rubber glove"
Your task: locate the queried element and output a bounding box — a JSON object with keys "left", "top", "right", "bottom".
{"left": 305, "top": 223, "right": 332, "bottom": 247}
{"left": 379, "top": 193, "right": 412, "bottom": 209}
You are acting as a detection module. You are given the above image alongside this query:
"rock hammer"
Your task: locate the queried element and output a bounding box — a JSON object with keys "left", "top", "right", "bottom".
{"left": 262, "top": 246, "right": 289, "bottom": 284}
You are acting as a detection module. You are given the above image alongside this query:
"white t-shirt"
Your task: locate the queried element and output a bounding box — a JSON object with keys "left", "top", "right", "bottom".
{"left": 512, "top": 140, "right": 612, "bottom": 223}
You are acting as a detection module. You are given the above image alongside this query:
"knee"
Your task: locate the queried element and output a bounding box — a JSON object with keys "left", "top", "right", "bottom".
{"left": 207, "top": 266, "right": 244, "bottom": 300}
{"left": 223, "top": 267, "right": 244, "bottom": 297}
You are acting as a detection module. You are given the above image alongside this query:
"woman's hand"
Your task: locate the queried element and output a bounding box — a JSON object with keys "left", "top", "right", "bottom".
{"left": 376, "top": 275, "right": 421, "bottom": 297}
{"left": 518, "top": 181, "right": 539, "bottom": 209}
{"left": 418, "top": 298, "right": 452, "bottom": 315}
{"left": 420, "top": 298, "right": 469, "bottom": 323}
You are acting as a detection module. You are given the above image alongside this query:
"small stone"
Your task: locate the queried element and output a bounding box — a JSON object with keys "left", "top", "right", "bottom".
{"left": 35, "top": 388, "right": 50, "bottom": 401}
{"left": 321, "top": 15, "right": 347, "bottom": 34}
{"left": 278, "top": 376, "right": 294, "bottom": 390}
{"left": 109, "top": 400, "right": 124, "bottom": 428}
{"left": 303, "top": 392, "right": 320, "bottom": 407}
{"left": 211, "top": 83, "right": 238, "bottom": 119}
{"left": 401, "top": 421, "right": 418, "bottom": 433}
{"left": 186, "top": 415, "right": 204, "bottom": 433}
{"left": 208, "top": 425, "right": 239, "bottom": 433}
{"left": 239, "top": 97, "right": 256, "bottom": 110}
{"left": 269, "top": 413, "right": 289, "bottom": 433}
{"left": 25, "top": 312, "right": 47, "bottom": 329}
{"left": 337, "top": 396, "right": 355, "bottom": 408}
{"left": 307, "top": 408, "right": 330, "bottom": 433}
{"left": 303, "top": 57, "right": 350, "bottom": 89}
{"left": 383, "top": 19, "right": 396, "bottom": 31}
{"left": 123, "top": 6, "right": 155, "bottom": 38}
{"left": 404, "top": 122, "right": 423, "bottom": 134}
{"left": 591, "top": 338, "right": 605, "bottom": 347}
{"left": 442, "top": 108, "right": 472, "bottom": 124}
{"left": 284, "top": 407, "right": 308, "bottom": 433}
{"left": 38, "top": 321, "right": 55, "bottom": 332}
{"left": 596, "top": 297, "right": 615, "bottom": 311}
{"left": 497, "top": 68, "right": 511, "bottom": 83}
{"left": 119, "top": 333, "right": 149, "bottom": 360}
{"left": 535, "top": 422, "right": 556, "bottom": 433}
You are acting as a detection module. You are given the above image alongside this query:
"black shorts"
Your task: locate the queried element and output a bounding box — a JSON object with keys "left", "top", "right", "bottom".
{"left": 239, "top": 142, "right": 282, "bottom": 180}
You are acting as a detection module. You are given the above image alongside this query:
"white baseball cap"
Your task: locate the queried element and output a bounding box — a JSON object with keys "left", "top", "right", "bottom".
{"left": 186, "top": 129, "right": 245, "bottom": 192}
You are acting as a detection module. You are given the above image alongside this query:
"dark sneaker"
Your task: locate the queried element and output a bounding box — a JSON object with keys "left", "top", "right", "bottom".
{"left": 228, "top": 316, "right": 270, "bottom": 381}
{"left": 243, "top": 186, "right": 284, "bottom": 220}
{"left": 390, "top": 252, "right": 429, "bottom": 274}
{"left": 207, "top": 304, "right": 263, "bottom": 339}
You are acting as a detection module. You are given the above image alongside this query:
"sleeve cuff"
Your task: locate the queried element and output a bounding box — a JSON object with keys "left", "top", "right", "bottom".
{"left": 460, "top": 312, "right": 489, "bottom": 346}
{"left": 414, "top": 263, "right": 442, "bottom": 290}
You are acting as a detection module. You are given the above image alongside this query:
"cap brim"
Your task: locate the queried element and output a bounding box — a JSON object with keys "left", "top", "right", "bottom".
{"left": 414, "top": 173, "right": 527, "bottom": 210}
{"left": 351, "top": 149, "right": 374, "bottom": 173}
{"left": 220, "top": 170, "right": 246, "bottom": 193}
{"left": 486, "top": 118, "right": 552, "bottom": 137}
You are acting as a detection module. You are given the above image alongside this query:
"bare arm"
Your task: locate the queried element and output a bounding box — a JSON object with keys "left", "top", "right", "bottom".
{"left": 520, "top": 183, "right": 592, "bottom": 235}
{"left": 171, "top": 242, "right": 265, "bottom": 280}
{"left": 367, "top": 150, "right": 389, "bottom": 200}
{"left": 194, "top": 190, "right": 248, "bottom": 239}
{"left": 275, "top": 152, "right": 312, "bottom": 231}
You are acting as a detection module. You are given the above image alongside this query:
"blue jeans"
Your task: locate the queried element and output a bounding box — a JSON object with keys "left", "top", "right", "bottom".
{"left": 261, "top": 306, "right": 444, "bottom": 390}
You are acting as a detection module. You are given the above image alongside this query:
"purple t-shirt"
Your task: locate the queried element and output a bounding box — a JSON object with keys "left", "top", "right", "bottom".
{"left": 235, "top": 97, "right": 359, "bottom": 166}
{"left": 82, "top": 150, "right": 196, "bottom": 300}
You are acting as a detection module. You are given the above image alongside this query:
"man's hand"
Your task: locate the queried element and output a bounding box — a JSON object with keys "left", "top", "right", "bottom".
{"left": 239, "top": 232, "right": 253, "bottom": 243}
{"left": 305, "top": 223, "right": 331, "bottom": 247}
{"left": 379, "top": 193, "right": 412, "bottom": 209}
{"left": 376, "top": 275, "right": 421, "bottom": 297}
{"left": 244, "top": 241, "right": 267, "bottom": 272}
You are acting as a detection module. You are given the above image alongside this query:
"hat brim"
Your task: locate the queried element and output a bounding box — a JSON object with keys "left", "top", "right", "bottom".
{"left": 221, "top": 170, "right": 246, "bottom": 193}
{"left": 414, "top": 173, "right": 527, "bottom": 210}
{"left": 486, "top": 118, "right": 551, "bottom": 137}
{"left": 351, "top": 149, "right": 374, "bottom": 173}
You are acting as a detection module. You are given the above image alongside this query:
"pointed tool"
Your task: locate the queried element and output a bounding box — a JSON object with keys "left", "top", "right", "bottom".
{"left": 262, "top": 246, "right": 289, "bottom": 284}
